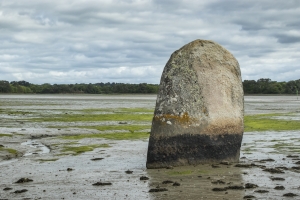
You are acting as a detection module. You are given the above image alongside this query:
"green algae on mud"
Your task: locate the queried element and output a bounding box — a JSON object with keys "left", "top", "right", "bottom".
{"left": 51, "top": 124, "right": 151, "bottom": 132}
{"left": 244, "top": 113, "right": 300, "bottom": 132}
{"left": 197, "top": 170, "right": 209, "bottom": 174}
{"left": 83, "top": 107, "right": 154, "bottom": 113}
{"left": 61, "top": 132, "right": 150, "bottom": 140}
{"left": 31, "top": 112, "right": 153, "bottom": 122}
{"left": 61, "top": 144, "right": 111, "bottom": 155}
{"left": 0, "top": 134, "right": 12, "bottom": 137}
{"left": 0, "top": 147, "right": 18, "bottom": 155}
{"left": 118, "top": 108, "right": 154, "bottom": 112}
{"left": 28, "top": 107, "right": 154, "bottom": 122}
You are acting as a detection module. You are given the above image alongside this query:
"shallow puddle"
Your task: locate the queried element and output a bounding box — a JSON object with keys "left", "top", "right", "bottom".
{"left": 21, "top": 140, "right": 51, "bottom": 156}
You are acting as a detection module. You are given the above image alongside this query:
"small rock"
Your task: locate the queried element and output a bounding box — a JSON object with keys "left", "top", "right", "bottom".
{"left": 235, "top": 163, "right": 266, "bottom": 169}
{"left": 15, "top": 178, "right": 33, "bottom": 183}
{"left": 173, "top": 182, "right": 180, "bottom": 186}
{"left": 274, "top": 186, "right": 285, "bottom": 190}
{"left": 92, "top": 182, "right": 112, "bottom": 186}
{"left": 14, "top": 189, "right": 28, "bottom": 193}
{"left": 212, "top": 188, "right": 227, "bottom": 191}
{"left": 283, "top": 193, "right": 298, "bottom": 197}
{"left": 226, "top": 185, "right": 244, "bottom": 190}
{"left": 263, "top": 168, "right": 284, "bottom": 174}
{"left": 245, "top": 183, "right": 258, "bottom": 189}
{"left": 162, "top": 180, "right": 174, "bottom": 184}
{"left": 292, "top": 166, "right": 300, "bottom": 170}
{"left": 287, "top": 155, "right": 299, "bottom": 158}
{"left": 243, "top": 195, "right": 256, "bottom": 199}
{"left": 125, "top": 170, "right": 133, "bottom": 174}
{"left": 67, "top": 168, "right": 73, "bottom": 171}
{"left": 149, "top": 188, "right": 168, "bottom": 192}
{"left": 255, "top": 190, "right": 269, "bottom": 193}
{"left": 91, "top": 158, "right": 104, "bottom": 161}
{"left": 257, "top": 164, "right": 267, "bottom": 169}
{"left": 295, "top": 161, "right": 300, "bottom": 164}
{"left": 140, "top": 176, "right": 149, "bottom": 180}
{"left": 259, "top": 158, "right": 275, "bottom": 162}
{"left": 270, "top": 177, "right": 285, "bottom": 181}
{"left": 118, "top": 122, "right": 128, "bottom": 124}
{"left": 3, "top": 187, "right": 13, "bottom": 191}
{"left": 275, "top": 166, "right": 288, "bottom": 170}
{"left": 211, "top": 180, "right": 226, "bottom": 184}
{"left": 0, "top": 144, "right": 4, "bottom": 147}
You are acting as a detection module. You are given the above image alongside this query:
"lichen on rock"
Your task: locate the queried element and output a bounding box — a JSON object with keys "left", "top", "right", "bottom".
{"left": 147, "top": 39, "right": 244, "bottom": 168}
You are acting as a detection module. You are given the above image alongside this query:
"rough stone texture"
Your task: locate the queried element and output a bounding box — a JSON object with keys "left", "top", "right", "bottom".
{"left": 146, "top": 39, "right": 244, "bottom": 169}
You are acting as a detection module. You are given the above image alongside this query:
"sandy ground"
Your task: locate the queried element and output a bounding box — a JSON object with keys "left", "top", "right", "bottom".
{"left": 1, "top": 95, "right": 300, "bottom": 199}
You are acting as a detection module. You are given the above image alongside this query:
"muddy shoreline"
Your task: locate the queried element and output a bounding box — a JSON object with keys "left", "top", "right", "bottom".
{"left": 1, "top": 95, "right": 300, "bottom": 199}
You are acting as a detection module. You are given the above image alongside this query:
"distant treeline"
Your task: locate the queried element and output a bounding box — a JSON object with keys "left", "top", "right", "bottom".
{"left": 0, "top": 78, "right": 299, "bottom": 94}
{"left": 0, "top": 80, "right": 158, "bottom": 94}
{"left": 243, "top": 78, "right": 299, "bottom": 95}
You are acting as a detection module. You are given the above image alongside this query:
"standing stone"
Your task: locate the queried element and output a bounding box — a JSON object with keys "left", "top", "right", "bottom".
{"left": 146, "top": 39, "right": 244, "bottom": 169}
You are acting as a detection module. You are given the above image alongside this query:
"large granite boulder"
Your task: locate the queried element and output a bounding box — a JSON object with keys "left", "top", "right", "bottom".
{"left": 146, "top": 39, "right": 244, "bottom": 169}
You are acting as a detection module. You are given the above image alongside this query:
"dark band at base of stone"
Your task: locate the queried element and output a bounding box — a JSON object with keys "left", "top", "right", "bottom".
{"left": 146, "top": 133, "right": 243, "bottom": 169}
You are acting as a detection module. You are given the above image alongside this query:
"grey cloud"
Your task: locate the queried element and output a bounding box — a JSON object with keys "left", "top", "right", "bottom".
{"left": 234, "top": 19, "right": 265, "bottom": 31}
{"left": 275, "top": 34, "right": 300, "bottom": 44}
{"left": 0, "top": 0, "right": 300, "bottom": 84}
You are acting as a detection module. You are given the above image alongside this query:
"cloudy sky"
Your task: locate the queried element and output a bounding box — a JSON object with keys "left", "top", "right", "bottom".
{"left": 0, "top": 0, "right": 300, "bottom": 84}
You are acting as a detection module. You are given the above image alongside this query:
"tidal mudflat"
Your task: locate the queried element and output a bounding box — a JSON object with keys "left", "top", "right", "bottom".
{"left": 1, "top": 94, "right": 300, "bottom": 199}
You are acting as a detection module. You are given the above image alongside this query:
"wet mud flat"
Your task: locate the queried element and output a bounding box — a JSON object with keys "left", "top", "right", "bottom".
{"left": 1, "top": 94, "right": 300, "bottom": 199}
